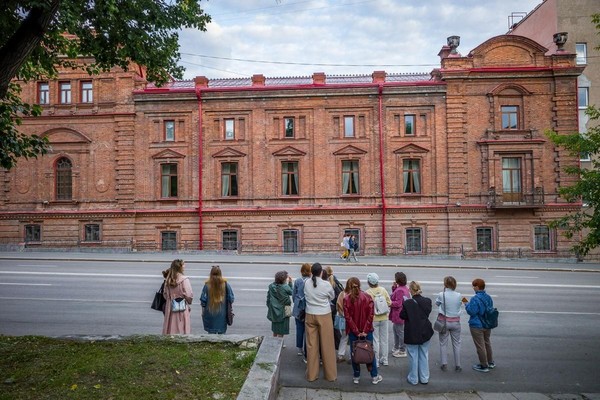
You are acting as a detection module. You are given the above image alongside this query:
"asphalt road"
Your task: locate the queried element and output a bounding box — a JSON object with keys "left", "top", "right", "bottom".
{"left": 0, "top": 253, "right": 599, "bottom": 394}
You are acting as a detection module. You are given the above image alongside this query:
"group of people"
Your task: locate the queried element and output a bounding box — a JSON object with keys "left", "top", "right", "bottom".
{"left": 160, "top": 259, "right": 234, "bottom": 335}
{"left": 340, "top": 234, "right": 359, "bottom": 262}
{"left": 159, "top": 258, "right": 496, "bottom": 386}
{"left": 275, "top": 262, "right": 496, "bottom": 385}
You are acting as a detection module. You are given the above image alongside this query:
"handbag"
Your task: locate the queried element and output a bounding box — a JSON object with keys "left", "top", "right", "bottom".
{"left": 171, "top": 297, "right": 187, "bottom": 313}
{"left": 151, "top": 281, "right": 166, "bottom": 312}
{"left": 284, "top": 305, "right": 292, "bottom": 318}
{"left": 433, "top": 289, "right": 448, "bottom": 334}
{"left": 334, "top": 315, "right": 346, "bottom": 331}
{"left": 352, "top": 338, "right": 375, "bottom": 364}
{"left": 226, "top": 295, "right": 234, "bottom": 326}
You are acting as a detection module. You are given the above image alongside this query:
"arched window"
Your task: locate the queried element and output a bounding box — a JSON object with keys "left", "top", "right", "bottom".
{"left": 55, "top": 157, "right": 72, "bottom": 200}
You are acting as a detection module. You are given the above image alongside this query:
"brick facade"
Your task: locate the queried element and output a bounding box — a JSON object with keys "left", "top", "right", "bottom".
{"left": 0, "top": 35, "right": 585, "bottom": 257}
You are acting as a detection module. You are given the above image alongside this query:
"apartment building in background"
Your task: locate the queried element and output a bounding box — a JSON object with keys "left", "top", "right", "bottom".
{"left": 0, "top": 33, "right": 586, "bottom": 259}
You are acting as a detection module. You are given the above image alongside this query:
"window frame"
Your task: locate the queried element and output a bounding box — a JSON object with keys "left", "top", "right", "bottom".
{"left": 281, "top": 161, "right": 299, "bottom": 196}
{"left": 221, "top": 162, "right": 239, "bottom": 197}
{"left": 84, "top": 223, "right": 101, "bottom": 242}
{"left": 501, "top": 105, "right": 519, "bottom": 130}
{"left": 341, "top": 160, "right": 360, "bottom": 195}
{"left": 501, "top": 156, "right": 523, "bottom": 202}
{"left": 283, "top": 229, "right": 299, "bottom": 253}
{"left": 534, "top": 225, "right": 554, "bottom": 252}
{"left": 222, "top": 229, "right": 239, "bottom": 250}
{"left": 160, "top": 163, "right": 178, "bottom": 198}
{"left": 404, "top": 114, "right": 416, "bottom": 136}
{"left": 164, "top": 120, "right": 175, "bottom": 142}
{"left": 476, "top": 227, "right": 494, "bottom": 252}
{"left": 25, "top": 224, "right": 41, "bottom": 243}
{"left": 284, "top": 117, "right": 295, "bottom": 138}
{"left": 59, "top": 81, "right": 71, "bottom": 104}
{"left": 55, "top": 157, "right": 73, "bottom": 201}
{"left": 80, "top": 81, "right": 93, "bottom": 103}
{"left": 402, "top": 158, "right": 421, "bottom": 194}
{"left": 225, "top": 118, "right": 235, "bottom": 140}
{"left": 405, "top": 227, "right": 422, "bottom": 253}
{"left": 38, "top": 82, "right": 49, "bottom": 105}
{"left": 344, "top": 116, "right": 355, "bottom": 138}
{"left": 161, "top": 231, "right": 177, "bottom": 250}
{"left": 576, "top": 43, "right": 587, "bottom": 65}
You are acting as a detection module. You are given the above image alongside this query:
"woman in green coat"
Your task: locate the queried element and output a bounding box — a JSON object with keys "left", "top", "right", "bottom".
{"left": 267, "top": 270, "right": 293, "bottom": 339}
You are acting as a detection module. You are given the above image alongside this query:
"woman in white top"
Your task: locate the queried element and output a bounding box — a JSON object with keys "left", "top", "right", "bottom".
{"left": 303, "top": 262, "right": 337, "bottom": 382}
{"left": 435, "top": 276, "right": 464, "bottom": 372}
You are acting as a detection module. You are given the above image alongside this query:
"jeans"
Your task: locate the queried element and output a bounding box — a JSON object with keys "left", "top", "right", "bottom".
{"left": 295, "top": 317, "right": 305, "bottom": 354}
{"left": 469, "top": 326, "right": 493, "bottom": 366}
{"left": 392, "top": 322, "right": 406, "bottom": 352}
{"left": 348, "top": 332, "right": 378, "bottom": 378}
{"left": 406, "top": 340, "right": 431, "bottom": 385}
{"left": 439, "top": 320, "right": 461, "bottom": 367}
{"left": 372, "top": 319, "right": 389, "bottom": 363}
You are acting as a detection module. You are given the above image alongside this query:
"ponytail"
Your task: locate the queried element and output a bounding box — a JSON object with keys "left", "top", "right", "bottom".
{"left": 310, "top": 262, "right": 323, "bottom": 288}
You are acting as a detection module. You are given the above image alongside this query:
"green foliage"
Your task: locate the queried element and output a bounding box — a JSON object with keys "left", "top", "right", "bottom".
{"left": 546, "top": 105, "right": 600, "bottom": 256}
{"left": 0, "top": 0, "right": 211, "bottom": 170}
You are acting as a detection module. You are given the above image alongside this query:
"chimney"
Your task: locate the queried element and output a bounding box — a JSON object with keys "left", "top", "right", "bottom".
{"left": 372, "top": 71, "right": 386, "bottom": 83}
{"left": 252, "top": 74, "right": 265, "bottom": 86}
{"left": 312, "top": 72, "right": 326, "bottom": 85}
{"left": 194, "top": 76, "right": 209, "bottom": 88}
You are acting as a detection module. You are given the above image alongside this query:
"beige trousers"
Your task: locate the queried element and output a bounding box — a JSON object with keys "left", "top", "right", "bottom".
{"left": 305, "top": 313, "right": 337, "bottom": 382}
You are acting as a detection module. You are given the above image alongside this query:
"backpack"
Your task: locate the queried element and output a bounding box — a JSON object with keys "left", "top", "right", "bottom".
{"left": 373, "top": 292, "right": 389, "bottom": 315}
{"left": 477, "top": 297, "right": 499, "bottom": 329}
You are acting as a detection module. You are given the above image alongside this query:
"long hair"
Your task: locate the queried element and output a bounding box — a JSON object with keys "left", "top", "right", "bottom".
{"left": 347, "top": 277, "right": 361, "bottom": 302}
{"left": 311, "top": 263, "right": 323, "bottom": 287}
{"left": 164, "top": 259, "right": 184, "bottom": 287}
{"left": 325, "top": 266, "right": 335, "bottom": 287}
{"left": 206, "top": 265, "right": 226, "bottom": 312}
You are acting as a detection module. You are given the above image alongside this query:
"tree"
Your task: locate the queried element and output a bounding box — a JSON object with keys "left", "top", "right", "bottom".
{"left": 0, "top": 1, "right": 211, "bottom": 170}
{"left": 545, "top": 14, "right": 600, "bottom": 257}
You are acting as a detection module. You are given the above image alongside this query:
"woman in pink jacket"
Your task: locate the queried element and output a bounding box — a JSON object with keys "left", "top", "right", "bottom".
{"left": 162, "top": 259, "right": 193, "bottom": 334}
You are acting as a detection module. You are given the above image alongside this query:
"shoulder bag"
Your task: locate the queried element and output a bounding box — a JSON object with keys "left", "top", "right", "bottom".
{"left": 171, "top": 297, "right": 187, "bottom": 313}
{"left": 433, "top": 289, "right": 447, "bottom": 334}
{"left": 151, "top": 281, "right": 166, "bottom": 312}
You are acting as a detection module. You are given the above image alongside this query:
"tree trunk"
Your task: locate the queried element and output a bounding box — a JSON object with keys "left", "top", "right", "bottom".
{"left": 0, "top": 0, "right": 60, "bottom": 100}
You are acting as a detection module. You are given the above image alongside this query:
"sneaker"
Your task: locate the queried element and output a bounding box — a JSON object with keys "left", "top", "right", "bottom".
{"left": 440, "top": 364, "right": 447, "bottom": 371}
{"left": 397, "top": 351, "right": 407, "bottom": 358}
{"left": 337, "top": 356, "right": 346, "bottom": 363}
{"left": 353, "top": 377, "right": 360, "bottom": 384}
{"left": 488, "top": 362, "right": 496, "bottom": 369}
{"left": 297, "top": 349, "right": 303, "bottom": 356}
{"left": 472, "top": 364, "right": 490, "bottom": 373}
{"left": 302, "top": 358, "right": 307, "bottom": 364}
{"left": 372, "top": 375, "right": 383, "bottom": 385}
{"left": 455, "top": 366, "right": 462, "bottom": 372}
{"left": 380, "top": 359, "right": 388, "bottom": 366}
{"left": 391, "top": 350, "right": 401, "bottom": 358}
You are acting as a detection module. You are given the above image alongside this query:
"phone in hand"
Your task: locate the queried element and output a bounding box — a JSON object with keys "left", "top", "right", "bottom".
{"left": 461, "top": 297, "right": 468, "bottom": 303}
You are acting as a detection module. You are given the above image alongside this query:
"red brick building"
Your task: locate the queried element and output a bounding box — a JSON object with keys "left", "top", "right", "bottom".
{"left": 0, "top": 34, "right": 584, "bottom": 258}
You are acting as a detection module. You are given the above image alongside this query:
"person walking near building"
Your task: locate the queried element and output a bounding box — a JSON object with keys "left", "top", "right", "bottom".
{"left": 292, "top": 263, "right": 311, "bottom": 359}
{"left": 389, "top": 271, "right": 410, "bottom": 358}
{"left": 435, "top": 276, "right": 464, "bottom": 372}
{"left": 304, "top": 262, "right": 337, "bottom": 382}
{"left": 267, "top": 270, "right": 294, "bottom": 343}
{"left": 162, "top": 259, "right": 193, "bottom": 334}
{"left": 340, "top": 233, "right": 350, "bottom": 259}
{"left": 465, "top": 278, "right": 495, "bottom": 372}
{"left": 365, "top": 273, "right": 391, "bottom": 366}
{"left": 200, "top": 265, "right": 234, "bottom": 334}
{"left": 343, "top": 277, "right": 382, "bottom": 385}
{"left": 400, "top": 281, "right": 434, "bottom": 385}
{"left": 348, "top": 235, "right": 359, "bottom": 262}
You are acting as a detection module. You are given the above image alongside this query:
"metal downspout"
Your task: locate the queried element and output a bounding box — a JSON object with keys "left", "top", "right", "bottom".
{"left": 195, "top": 87, "right": 203, "bottom": 250}
{"left": 378, "top": 84, "right": 387, "bottom": 255}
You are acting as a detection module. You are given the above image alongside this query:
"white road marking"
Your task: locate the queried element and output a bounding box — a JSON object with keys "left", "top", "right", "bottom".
{"left": 0, "top": 297, "right": 264, "bottom": 307}
{"left": 0, "top": 283, "right": 52, "bottom": 286}
{"left": 495, "top": 275, "right": 538, "bottom": 279}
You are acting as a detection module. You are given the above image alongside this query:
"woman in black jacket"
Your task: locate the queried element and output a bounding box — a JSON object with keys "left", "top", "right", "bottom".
{"left": 400, "top": 281, "right": 434, "bottom": 385}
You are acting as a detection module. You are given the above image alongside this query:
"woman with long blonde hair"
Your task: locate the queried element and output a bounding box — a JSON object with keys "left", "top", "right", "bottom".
{"left": 162, "top": 259, "right": 193, "bottom": 334}
{"left": 200, "top": 265, "right": 234, "bottom": 334}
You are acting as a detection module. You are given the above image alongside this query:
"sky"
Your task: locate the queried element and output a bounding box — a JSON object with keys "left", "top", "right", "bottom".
{"left": 177, "top": 0, "right": 543, "bottom": 80}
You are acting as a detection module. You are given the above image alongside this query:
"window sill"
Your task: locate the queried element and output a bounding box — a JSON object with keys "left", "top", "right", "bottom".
{"left": 158, "top": 198, "right": 178, "bottom": 202}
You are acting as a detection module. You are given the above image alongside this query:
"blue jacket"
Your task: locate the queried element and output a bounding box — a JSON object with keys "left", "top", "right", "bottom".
{"left": 465, "top": 290, "right": 493, "bottom": 329}
{"left": 292, "top": 277, "right": 307, "bottom": 319}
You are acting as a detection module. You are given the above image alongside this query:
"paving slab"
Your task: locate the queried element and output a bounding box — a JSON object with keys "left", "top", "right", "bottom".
{"left": 445, "top": 392, "right": 483, "bottom": 400}
{"left": 276, "top": 387, "right": 307, "bottom": 400}
{"left": 306, "top": 388, "right": 342, "bottom": 400}
{"left": 375, "top": 392, "right": 411, "bottom": 400}
{"left": 478, "top": 393, "right": 517, "bottom": 400}
{"left": 511, "top": 394, "right": 551, "bottom": 400}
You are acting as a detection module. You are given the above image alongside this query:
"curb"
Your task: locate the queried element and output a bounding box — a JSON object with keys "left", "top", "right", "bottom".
{"left": 237, "top": 335, "right": 283, "bottom": 400}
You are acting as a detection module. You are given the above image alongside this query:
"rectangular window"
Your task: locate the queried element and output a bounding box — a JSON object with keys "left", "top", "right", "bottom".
{"left": 161, "top": 231, "right": 177, "bottom": 250}
{"left": 84, "top": 224, "right": 101, "bottom": 242}
{"left": 405, "top": 115, "right": 415, "bottom": 136}
{"left": 284, "top": 117, "right": 295, "bottom": 138}
{"left": 59, "top": 82, "right": 71, "bottom": 104}
{"left": 578, "top": 87, "right": 589, "bottom": 108}
{"left": 534, "top": 225, "right": 552, "bottom": 251}
{"left": 501, "top": 106, "right": 518, "bottom": 129}
{"left": 502, "top": 157, "right": 522, "bottom": 202}
{"left": 164, "top": 120, "right": 175, "bottom": 142}
{"left": 576, "top": 43, "right": 587, "bottom": 65}
{"left": 38, "top": 82, "right": 49, "bottom": 105}
{"left": 283, "top": 229, "right": 298, "bottom": 253}
{"left": 161, "top": 163, "right": 178, "bottom": 198}
{"left": 55, "top": 157, "right": 73, "bottom": 201}
{"left": 405, "top": 228, "right": 422, "bottom": 252}
{"left": 403, "top": 159, "right": 421, "bottom": 193}
{"left": 282, "top": 161, "right": 299, "bottom": 195}
{"left": 342, "top": 160, "right": 359, "bottom": 194}
{"left": 80, "top": 81, "right": 93, "bottom": 103}
{"left": 476, "top": 227, "right": 493, "bottom": 252}
{"left": 25, "top": 224, "right": 41, "bottom": 243}
{"left": 225, "top": 119, "right": 235, "bottom": 140}
{"left": 344, "top": 116, "right": 355, "bottom": 137}
{"left": 221, "top": 162, "right": 238, "bottom": 197}
{"left": 222, "top": 230, "right": 238, "bottom": 250}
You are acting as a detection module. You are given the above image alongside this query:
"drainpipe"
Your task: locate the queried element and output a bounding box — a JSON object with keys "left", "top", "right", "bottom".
{"left": 378, "top": 84, "right": 387, "bottom": 255}
{"left": 195, "top": 86, "right": 204, "bottom": 250}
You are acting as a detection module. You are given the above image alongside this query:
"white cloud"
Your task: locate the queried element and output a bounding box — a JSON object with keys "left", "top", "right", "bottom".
{"left": 178, "top": 0, "right": 542, "bottom": 80}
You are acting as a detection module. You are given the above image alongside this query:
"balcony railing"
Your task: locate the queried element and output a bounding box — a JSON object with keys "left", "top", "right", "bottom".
{"left": 486, "top": 187, "right": 544, "bottom": 208}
